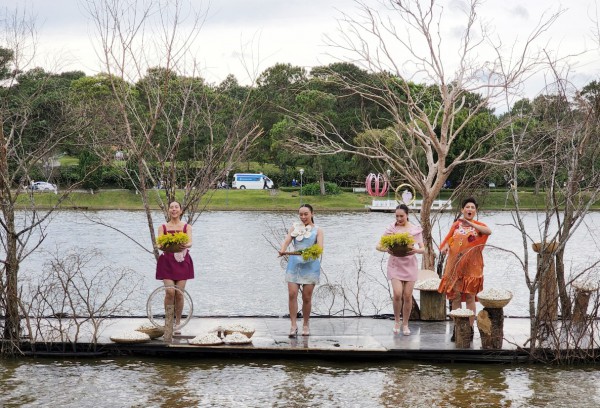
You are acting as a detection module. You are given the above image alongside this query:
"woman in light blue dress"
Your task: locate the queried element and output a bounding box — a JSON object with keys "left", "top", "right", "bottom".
{"left": 278, "top": 204, "right": 324, "bottom": 338}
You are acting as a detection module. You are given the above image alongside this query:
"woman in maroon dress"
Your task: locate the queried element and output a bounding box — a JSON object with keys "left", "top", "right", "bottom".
{"left": 156, "top": 201, "right": 194, "bottom": 332}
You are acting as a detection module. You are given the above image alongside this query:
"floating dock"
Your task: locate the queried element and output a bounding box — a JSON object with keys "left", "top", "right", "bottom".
{"left": 22, "top": 316, "right": 533, "bottom": 363}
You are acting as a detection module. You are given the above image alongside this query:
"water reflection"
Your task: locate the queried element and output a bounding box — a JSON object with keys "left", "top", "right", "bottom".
{"left": 2, "top": 358, "right": 600, "bottom": 406}
{"left": 144, "top": 360, "right": 200, "bottom": 407}
{"left": 439, "top": 366, "right": 509, "bottom": 407}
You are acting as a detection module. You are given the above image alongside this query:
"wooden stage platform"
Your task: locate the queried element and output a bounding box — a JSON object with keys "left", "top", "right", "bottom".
{"left": 22, "top": 317, "right": 534, "bottom": 363}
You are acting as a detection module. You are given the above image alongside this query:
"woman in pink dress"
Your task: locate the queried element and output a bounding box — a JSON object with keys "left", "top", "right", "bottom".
{"left": 376, "top": 204, "right": 424, "bottom": 335}
{"left": 156, "top": 201, "right": 194, "bottom": 332}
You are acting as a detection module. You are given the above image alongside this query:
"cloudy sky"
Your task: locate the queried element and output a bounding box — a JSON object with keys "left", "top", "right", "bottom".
{"left": 3, "top": 0, "right": 599, "bottom": 100}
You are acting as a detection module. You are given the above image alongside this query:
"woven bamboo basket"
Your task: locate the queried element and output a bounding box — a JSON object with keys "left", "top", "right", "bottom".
{"left": 389, "top": 245, "right": 412, "bottom": 257}
{"left": 532, "top": 241, "right": 558, "bottom": 253}
{"left": 478, "top": 294, "right": 512, "bottom": 309}
{"left": 224, "top": 336, "right": 253, "bottom": 345}
{"left": 135, "top": 326, "right": 165, "bottom": 339}
{"left": 161, "top": 244, "right": 185, "bottom": 253}
{"left": 223, "top": 329, "right": 255, "bottom": 338}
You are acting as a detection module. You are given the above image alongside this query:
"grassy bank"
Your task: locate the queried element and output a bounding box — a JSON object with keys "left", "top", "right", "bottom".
{"left": 16, "top": 188, "right": 600, "bottom": 211}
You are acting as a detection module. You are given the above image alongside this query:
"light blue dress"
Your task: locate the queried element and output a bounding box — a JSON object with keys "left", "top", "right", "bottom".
{"left": 285, "top": 226, "right": 321, "bottom": 285}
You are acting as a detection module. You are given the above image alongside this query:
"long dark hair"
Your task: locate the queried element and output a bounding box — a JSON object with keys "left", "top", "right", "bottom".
{"left": 168, "top": 200, "right": 184, "bottom": 221}
{"left": 300, "top": 203, "right": 314, "bottom": 223}
{"left": 395, "top": 203, "right": 410, "bottom": 214}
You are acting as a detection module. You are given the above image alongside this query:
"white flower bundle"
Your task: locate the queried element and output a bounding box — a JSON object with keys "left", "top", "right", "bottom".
{"left": 290, "top": 222, "right": 312, "bottom": 241}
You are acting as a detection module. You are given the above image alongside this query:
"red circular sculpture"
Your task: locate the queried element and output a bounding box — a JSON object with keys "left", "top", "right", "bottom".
{"left": 365, "top": 173, "right": 389, "bottom": 197}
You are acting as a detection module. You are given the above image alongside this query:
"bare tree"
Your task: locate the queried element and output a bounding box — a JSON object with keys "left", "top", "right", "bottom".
{"left": 503, "top": 51, "right": 600, "bottom": 357}
{"left": 0, "top": 7, "right": 98, "bottom": 355}
{"left": 290, "top": 0, "right": 560, "bottom": 268}
{"left": 22, "top": 248, "right": 139, "bottom": 353}
{"left": 84, "top": 0, "right": 263, "bottom": 260}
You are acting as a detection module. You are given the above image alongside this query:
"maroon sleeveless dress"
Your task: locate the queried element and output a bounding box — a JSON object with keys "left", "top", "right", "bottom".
{"left": 155, "top": 224, "right": 195, "bottom": 281}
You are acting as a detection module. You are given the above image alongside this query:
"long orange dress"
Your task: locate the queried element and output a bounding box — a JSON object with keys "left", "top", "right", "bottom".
{"left": 437, "top": 219, "right": 489, "bottom": 299}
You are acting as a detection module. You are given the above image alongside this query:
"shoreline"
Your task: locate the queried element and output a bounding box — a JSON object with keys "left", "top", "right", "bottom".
{"left": 15, "top": 188, "right": 600, "bottom": 212}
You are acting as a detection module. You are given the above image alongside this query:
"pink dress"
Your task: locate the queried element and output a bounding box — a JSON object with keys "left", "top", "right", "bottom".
{"left": 383, "top": 222, "right": 423, "bottom": 281}
{"left": 155, "top": 224, "right": 195, "bottom": 281}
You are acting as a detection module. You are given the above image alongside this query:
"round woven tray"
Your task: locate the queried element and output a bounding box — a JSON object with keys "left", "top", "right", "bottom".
{"left": 478, "top": 297, "right": 512, "bottom": 308}
{"left": 110, "top": 336, "right": 150, "bottom": 344}
{"left": 223, "top": 329, "right": 255, "bottom": 338}
{"left": 188, "top": 340, "right": 224, "bottom": 346}
{"left": 135, "top": 327, "right": 165, "bottom": 339}
{"left": 224, "top": 338, "right": 252, "bottom": 345}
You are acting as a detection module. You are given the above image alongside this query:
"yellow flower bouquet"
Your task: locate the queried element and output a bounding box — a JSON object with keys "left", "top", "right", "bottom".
{"left": 156, "top": 232, "right": 189, "bottom": 253}
{"left": 299, "top": 244, "right": 323, "bottom": 261}
{"left": 379, "top": 232, "right": 415, "bottom": 257}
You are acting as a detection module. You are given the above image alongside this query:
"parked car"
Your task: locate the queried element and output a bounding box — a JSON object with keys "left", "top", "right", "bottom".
{"left": 29, "top": 181, "right": 57, "bottom": 192}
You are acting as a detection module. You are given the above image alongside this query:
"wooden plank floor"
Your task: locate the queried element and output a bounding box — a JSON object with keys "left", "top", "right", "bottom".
{"left": 23, "top": 317, "right": 536, "bottom": 362}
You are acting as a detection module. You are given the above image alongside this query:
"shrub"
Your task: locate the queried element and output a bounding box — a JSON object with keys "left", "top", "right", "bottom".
{"left": 301, "top": 182, "right": 341, "bottom": 196}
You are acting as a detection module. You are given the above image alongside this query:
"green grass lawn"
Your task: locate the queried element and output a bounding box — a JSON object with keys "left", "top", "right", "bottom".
{"left": 15, "top": 188, "right": 599, "bottom": 211}
{"left": 58, "top": 156, "right": 79, "bottom": 166}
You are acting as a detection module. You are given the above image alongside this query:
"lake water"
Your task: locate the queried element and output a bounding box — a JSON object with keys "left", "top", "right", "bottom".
{"left": 4, "top": 209, "right": 600, "bottom": 407}
{"left": 2, "top": 357, "right": 600, "bottom": 407}
{"left": 18, "top": 210, "right": 600, "bottom": 318}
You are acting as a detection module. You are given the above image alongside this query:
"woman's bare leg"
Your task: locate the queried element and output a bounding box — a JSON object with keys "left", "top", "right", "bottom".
{"left": 288, "top": 283, "right": 299, "bottom": 333}
{"left": 390, "top": 279, "right": 404, "bottom": 331}
{"left": 465, "top": 293, "right": 476, "bottom": 326}
{"left": 402, "top": 280, "right": 416, "bottom": 329}
{"left": 174, "top": 280, "right": 187, "bottom": 327}
{"left": 301, "top": 284, "right": 315, "bottom": 335}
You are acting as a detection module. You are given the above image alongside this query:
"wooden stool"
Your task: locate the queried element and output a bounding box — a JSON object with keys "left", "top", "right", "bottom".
{"left": 572, "top": 280, "right": 600, "bottom": 325}
{"left": 477, "top": 308, "right": 504, "bottom": 349}
{"left": 477, "top": 292, "right": 512, "bottom": 349}
{"left": 419, "top": 290, "right": 446, "bottom": 321}
{"left": 415, "top": 270, "right": 445, "bottom": 321}
{"left": 450, "top": 309, "right": 474, "bottom": 348}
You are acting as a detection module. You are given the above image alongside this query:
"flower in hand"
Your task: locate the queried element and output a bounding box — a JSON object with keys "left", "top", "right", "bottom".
{"left": 379, "top": 232, "right": 415, "bottom": 257}
{"left": 156, "top": 232, "right": 189, "bottom": 253}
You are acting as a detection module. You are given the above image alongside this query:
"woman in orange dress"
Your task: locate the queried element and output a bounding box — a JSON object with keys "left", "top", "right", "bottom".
{"left": 438, "top": 197, "right": 491, "bottom": 338}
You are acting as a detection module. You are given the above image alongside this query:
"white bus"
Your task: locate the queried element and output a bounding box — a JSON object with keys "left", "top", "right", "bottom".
{"left": 231, "top": 173, "right": 274, "bottom": 189}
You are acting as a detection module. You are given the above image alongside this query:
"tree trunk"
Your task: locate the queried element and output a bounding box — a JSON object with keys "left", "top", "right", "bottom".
{"left": 419, "top": 203, "right": 435, "bottom": 269}
{"left": 555, "top": 246, "right": 572, "bottom": 319}
{"left": 317, "top": 159, "right": 326, "bottom": 196}
{"left": 2, "top": 213, "right": 21, "bottom": 355}
{"left": 536, "top": 252, "right": 558, "bottom": 329}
